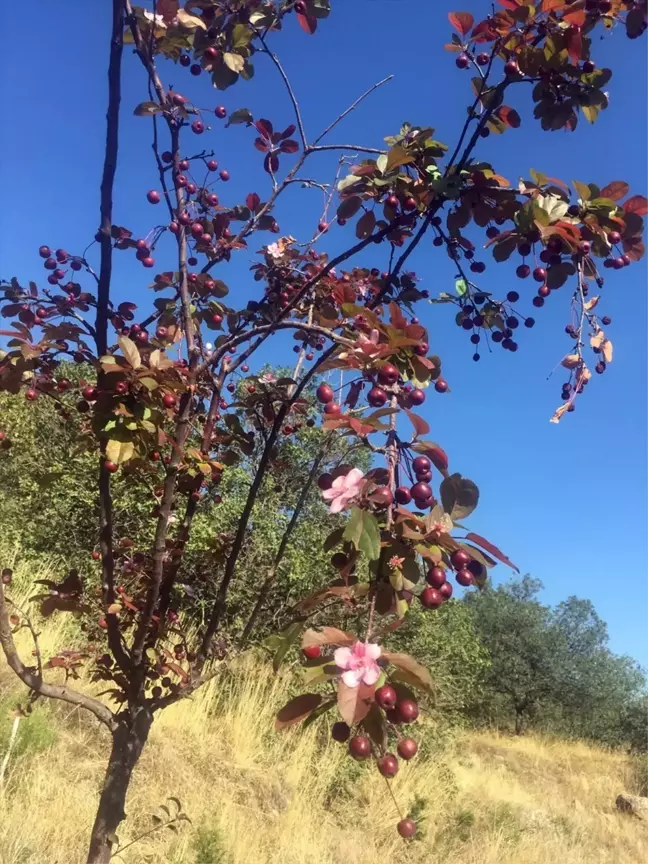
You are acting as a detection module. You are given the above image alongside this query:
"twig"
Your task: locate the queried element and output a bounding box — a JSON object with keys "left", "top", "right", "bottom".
{"left": 312, "top": 75, "right": 393, "bottom": 145}
{"left": 256, "top": 30, "right": 308, "bottom": 150}
{"left": 0, "top": 717, "right": 21, "bottom": 789}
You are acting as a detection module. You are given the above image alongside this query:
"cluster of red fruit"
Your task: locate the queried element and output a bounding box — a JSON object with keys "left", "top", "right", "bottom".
{"left": 38, "top": 244, "right": 84, "bottom": 285}
{"left": 329, "top": 677, "right": 420, "bottom": 839}
{"left": 315, "top": 359, "right": 447, "bottom": 420}
{"left": 423, "top": 548, "right": 476, "bottom": 603}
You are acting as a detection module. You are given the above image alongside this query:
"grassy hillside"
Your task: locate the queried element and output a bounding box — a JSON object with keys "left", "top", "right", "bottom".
{"left": 0, "top": 554, "right": 646, "bottom": 864}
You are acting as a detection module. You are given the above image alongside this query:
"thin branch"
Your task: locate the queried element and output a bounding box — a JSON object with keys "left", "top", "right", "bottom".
{"left": 196, "top": 343, "right": 337, "bottom": 665}
{"left": 256, "top": 30, "right": 308, "bottom": 150}
{"left": 240, "top": 441, "right": 330, "bottom": 643}
{"left": 0, "top": 585, "right": 115, "bottom": 730}
{"left": 308, "top": 144, "right": 386, "bottom": 156}
{"left": 312, "top": 75, "right": 393, "bottom": 145}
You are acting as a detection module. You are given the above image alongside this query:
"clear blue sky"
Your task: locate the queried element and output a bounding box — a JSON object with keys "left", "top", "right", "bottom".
{"left": 0, "top": 2, "right": 645, "bottom": 662}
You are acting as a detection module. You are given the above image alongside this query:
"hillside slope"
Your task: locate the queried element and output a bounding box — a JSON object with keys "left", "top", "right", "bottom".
{"left": 0, "top": 553, "right": 645, "bottom": 864}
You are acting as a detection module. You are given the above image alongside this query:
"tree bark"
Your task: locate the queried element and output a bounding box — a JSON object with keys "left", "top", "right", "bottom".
{"left": 86, "top": 710, "right": 152, "bottom": 864}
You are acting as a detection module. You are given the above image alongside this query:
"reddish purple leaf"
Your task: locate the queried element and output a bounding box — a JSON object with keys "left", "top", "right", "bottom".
{"left": 255, "top": 118, "right": 273, "bottom": 139}
{"left": 279, "top": 139, "right": 299, "bottom": 154}
{"left": 404, "top": 408, "right": 430, "bottom": 438}
{"left": 279, "top": 124, "right": 296, "bottom": 140}
{"left": 276, "top": 693, "right": 323, "bottom": 730}
{"left": 464, "top": 532, "right": 519, "bottom": 572}
{"left": 263, "top": 153, "right": 280, "bottom": 174}
{"left": 246, "top": 192, "right": 261, "bottom": 211}
{"left": 497, "top": 105, "right": 521, "bottom": 128}
{"left": 254, "top": 137, "right": 270, "bottom": 152}
{"left": 448, "top": 11, "right": 474, "bottom": 36}
{"left": 600, "top": 181, "right": 629, "bottom": 202}
{"left": 337, "top": 681, "right": 374, "bottom": 726}
{"left": 297, "top": 12, "right": 317, "bottom": 34}
{"left": 624, "top": 195, "right": 648, "bottom": 216}
{"left": 302, "top": 627, "right": 355, "bottom": 649}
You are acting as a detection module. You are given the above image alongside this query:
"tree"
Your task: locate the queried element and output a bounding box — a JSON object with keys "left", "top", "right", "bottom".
{"left": 465, "top": 576, "right": 557, "bottom": 733}
{"left": 0, "top": 1, "right": 645, "bottom": 860}
{"left": 466, "top": 578, "right": 647, "bottom": 743}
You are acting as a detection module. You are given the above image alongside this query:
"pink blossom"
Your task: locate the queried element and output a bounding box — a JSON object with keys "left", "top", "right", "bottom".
{"left": 321, "top": 468, "right": 364, "bottom": 514}
{"left": 334, "top": 640, "right": 382, "bottom": 688}
{"left": 428, "top": 504, "right": 453, "bottom": 535}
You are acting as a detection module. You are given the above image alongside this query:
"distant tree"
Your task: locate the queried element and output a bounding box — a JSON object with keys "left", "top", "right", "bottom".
{"left": 465, "top": 576, "right": 556, "bottom": 733}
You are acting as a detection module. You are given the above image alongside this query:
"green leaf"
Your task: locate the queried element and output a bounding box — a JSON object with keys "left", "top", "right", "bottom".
{"left": 249, "top": 7, "right": 276, "bottom": 28}
{"left": 376, "top": 154, "right": 388, "bottom": 174}
{"left": 344, "top": 508, "right": 381, "bottom": 560}
{"left": 302, "top": 662, "right": 338, "bottom": 686}
{"left": 271, "top": 621, "right": 303, "bottom": 672}
{"left": 231, "top": 23, "right": 253, "bottom": 49}
{"left": 226, "top": 107, "right": 254, "bottom": 127}
{"left": 455, "top": 278, "right": 468, "bottom": 296}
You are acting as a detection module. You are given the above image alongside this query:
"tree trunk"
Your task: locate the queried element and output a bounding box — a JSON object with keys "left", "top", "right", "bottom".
{"left": 514, "top": 709, "right": 524, "bottom": 735}
{"left": 86, "top": 709, "right": 152, "bottom": 864}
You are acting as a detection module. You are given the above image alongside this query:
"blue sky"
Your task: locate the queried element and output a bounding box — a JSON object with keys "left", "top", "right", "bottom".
{"left": 0, "top": 2, "right": 646, "bottom": 662}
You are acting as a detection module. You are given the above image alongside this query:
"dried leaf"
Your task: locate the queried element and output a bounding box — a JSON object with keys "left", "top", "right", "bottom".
{"left": 561, "top": 354, "right": 581, "bottom": 369}
{"left": 106, "top": 439, "right": 134, "bottom": 465}
{"left": 117, "top": 335, "right": 141, "bottom": 369}
{"left": 176, "top": 9, "right": 207, "bottom": 29}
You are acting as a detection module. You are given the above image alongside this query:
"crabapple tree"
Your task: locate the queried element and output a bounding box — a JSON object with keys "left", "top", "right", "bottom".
{"left": 0, "top": 0, "right": 645, "bottom": 861}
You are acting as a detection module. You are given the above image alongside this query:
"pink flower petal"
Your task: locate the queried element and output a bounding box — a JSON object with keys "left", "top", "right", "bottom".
{"left": 364, "top": 642, "right": 381, "bottom": 661}
{"left": 342, "top": 668, "right": 363, "bottom": 688}
{"left": 321, "top": 488, "right": 337, "bottom": 502}
{"left": 361, "top": 663, "right": 380, "bottom": 686}
{"left": 334, "top": 646, "right": 352, "bottom": 669}
{"left": 329, "top": 496, "right": 345, "bottom": 514}
{"left": 352, "top": 641, "right": 366, "bottom": 659}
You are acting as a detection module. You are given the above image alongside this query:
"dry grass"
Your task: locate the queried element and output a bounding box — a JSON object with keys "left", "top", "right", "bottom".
{"left": 0, "top": 554, "right": 646, "bottom": 864}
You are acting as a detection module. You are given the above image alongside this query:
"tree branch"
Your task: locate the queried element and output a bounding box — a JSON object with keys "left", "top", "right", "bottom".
{"left": 0, "top": 585, "right": 115, "bottom": 730}
{"left": 96, "top": 0, "right": 131, "bottom": 676}
{"left": 240, "top": 441, "right": 330, "bottom": 643}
